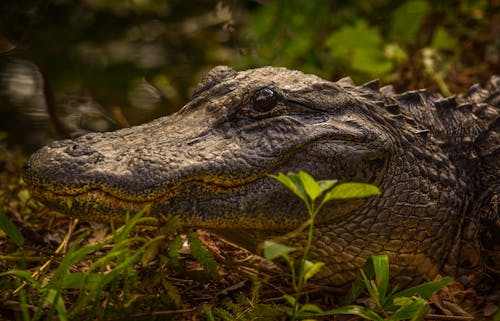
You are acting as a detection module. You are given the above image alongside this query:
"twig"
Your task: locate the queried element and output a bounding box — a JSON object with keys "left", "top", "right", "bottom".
{"left": 41, "top": 70, "right": 69, "bottom": 138}
{"left": 13, "top": 218, "right": 79, "bottom": 294}
{"left": 425, "top": 314, "right": 474, "bottom": 321}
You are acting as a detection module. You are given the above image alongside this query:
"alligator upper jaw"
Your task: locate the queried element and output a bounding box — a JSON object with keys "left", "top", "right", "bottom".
{"left": 22, "top": 109, "right": 379, "bottom": 204}
{"left": 22, "top": 110, "right": 385, "bottom": 225}
{"left": 24, "top": 135, "right": 385, "bottom": 231}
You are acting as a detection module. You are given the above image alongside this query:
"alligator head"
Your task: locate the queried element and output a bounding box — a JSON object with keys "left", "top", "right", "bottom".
{"left": 23, "top": 66, "right": 499, "bottom": 288}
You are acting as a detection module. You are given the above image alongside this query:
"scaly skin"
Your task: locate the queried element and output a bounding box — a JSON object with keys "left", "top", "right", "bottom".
{"left": 23, "top": 67, "right": 499, "bottom": 289}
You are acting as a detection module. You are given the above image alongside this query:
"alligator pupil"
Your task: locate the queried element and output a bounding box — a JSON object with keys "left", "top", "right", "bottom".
{"left": 252, "top": 87, "right": 278, "bottom": 112}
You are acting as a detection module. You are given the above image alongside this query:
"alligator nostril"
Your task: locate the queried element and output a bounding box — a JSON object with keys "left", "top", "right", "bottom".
{"left": 64, "top": 144, "right": 95, "bottom": 157}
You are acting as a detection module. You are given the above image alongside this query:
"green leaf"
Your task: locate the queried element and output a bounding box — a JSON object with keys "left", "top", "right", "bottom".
{"left": 303, "top": 261, "right": 325, "bottom": 282}
{"left": 390, "top": 277, "right": 452, "bottom": 301}
{"left": 17, "top": 189, "right": 31, "bottom": 204}
{"left": 272, "top": 172, "right": 308, "bottom": 204}
{"left": 141, "top": 236, "right": 160, "bottom": 267}
{"left": 299, "top": 303, "right": 324, "bottom": 313}
{"left": 387, "top": 297, "right": 429, "bottom": 321}
{"left": 361, "top": 269, "right": 380, "bottom": 306}
{"left": 391, "top": 0, "right": 430, "bottom": 44}
{"left": 272, "top": 172, "right": 295, "bottom": 192}
{"left": 287, "top": 172, "right": 309, "bottom": 203}
{"left": 263, "top": 240, "right": 296, "bottom": 261}
{"left": 324, "top": 182, "right": 380, "bottom": 202}
{"left": 61, "top": 272, "right": 103, "bottom": 290}
{"left": 0, "top": 269, "right": 40, "bottom": 289}
{"left": 371, "top": 255, "right": 390, "bottom": 305}
{"left": 162, "top": 278, "right": 183, "bottom": 307}
{"left": 317, "top": 179, "right": 338, "bottom": 192}
{"left": 187, "top": 232, "right": 218, "bottom": 279}
{"left": 432, "top": 27, "right": 458, "bottom": 51}
{"left": 44, "top": 288, "right": 68, "bottom": 321}
{"left": 298, "top": 171, "right": 321, "bottom": 201}
{"left": 299, "top": 305, "right": 384, "bottom": 321}
{"left": 0, "top": 211, "right": 24, "bottom": 246}
{"left": 393, "top": 296, "right": 412, "bottom": 306}
{"left": 167, "top": 234, "right": 184, "bottom": 268}
{"left": 326, "top": 20, "right": 393, "bottom": 76}
{"left": 384, "top": 43, "right": 408, "bottom": 64}
{"left": 283, "top": 293, "right": 296, "bottom": 307}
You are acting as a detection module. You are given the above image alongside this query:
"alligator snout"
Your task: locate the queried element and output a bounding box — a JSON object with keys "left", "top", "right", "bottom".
{"left": 22, "top": 138, "right": 107, "bottom": 194}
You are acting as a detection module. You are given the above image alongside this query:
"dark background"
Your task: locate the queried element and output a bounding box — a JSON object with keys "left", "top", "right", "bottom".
{"left": 0, "top": 0, "right": 498, "bottom": 151}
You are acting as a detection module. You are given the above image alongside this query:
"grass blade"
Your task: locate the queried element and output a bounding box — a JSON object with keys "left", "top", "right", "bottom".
{"left": 0, "top": 211, "right": 24, "bottom": 246}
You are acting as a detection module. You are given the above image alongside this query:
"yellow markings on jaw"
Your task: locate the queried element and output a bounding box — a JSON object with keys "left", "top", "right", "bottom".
{"left": 65, "top": 196, "right": 73, "bottom": 210}
{"left": 39, "top": 172, "right": 267, "bottom": 203}
{"left": 31, "top": 187, "right": 153, "bottom": 221}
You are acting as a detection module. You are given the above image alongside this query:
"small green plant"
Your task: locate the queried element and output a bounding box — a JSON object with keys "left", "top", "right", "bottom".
{"left": 265, "top": 171, "right": 452, "bottom": 320}
{"left": 265, "top": 171, "right": 380, "bottom": 320}
{"left": 0, "top": 208, "right": 177, "bottom": 321}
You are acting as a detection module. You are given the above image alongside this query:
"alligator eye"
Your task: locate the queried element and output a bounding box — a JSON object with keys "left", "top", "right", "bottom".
{"left": 251, "top": 87, "right": 278, "bottom": 112}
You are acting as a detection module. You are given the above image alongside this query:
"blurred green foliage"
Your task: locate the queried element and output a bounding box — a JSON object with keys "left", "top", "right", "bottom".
{"left": 240, "top": 0, "right": 496, "bottom": 85}
{"left": 0, "top": 0, "right": 497, "bottom": 148}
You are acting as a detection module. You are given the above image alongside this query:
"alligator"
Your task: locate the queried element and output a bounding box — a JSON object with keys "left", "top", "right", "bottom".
{"left": 23, "top": 66, "right": 499, "bottom": 289}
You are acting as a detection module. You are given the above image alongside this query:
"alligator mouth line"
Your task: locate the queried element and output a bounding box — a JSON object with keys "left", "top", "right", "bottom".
{"left": 31, "top": 173, "right": 268, "bottom": 204}
{"left": 31, "top": 178, "right": 319, "bottom": 230}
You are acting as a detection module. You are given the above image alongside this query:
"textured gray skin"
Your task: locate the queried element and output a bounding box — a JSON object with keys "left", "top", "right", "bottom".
{"left": 23, "top": 66, "right": 499, "bottom": 289}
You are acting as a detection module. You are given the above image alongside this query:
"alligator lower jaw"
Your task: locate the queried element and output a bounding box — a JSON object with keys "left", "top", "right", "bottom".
{"left": 30, "top": 186, "right": 306, "bottom": 232}
{"left": 29, "top": 187, "right": 150, "bottom": 222}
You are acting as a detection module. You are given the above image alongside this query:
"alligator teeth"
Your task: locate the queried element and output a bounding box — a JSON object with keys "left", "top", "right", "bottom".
{"left": 65, "top": 197, "right": 73, "bottom": 209}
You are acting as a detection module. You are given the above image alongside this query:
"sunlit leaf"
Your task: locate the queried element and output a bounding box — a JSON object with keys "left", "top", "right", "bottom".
{"left": 371, "top": 255, "right": 390, "bottom": 304}
{"left": 287, "top": 172, "right": 309, "bottom": 204}
{"left": 317, "top": 179, "right": 338, "bottom": 193}
{"left": 272, "top": 172, "right": 295, "bottom": 191}
{"left": 298, "top": 171, "right": 321, "bottom": 201}
{"left": 303, "top": 261, "right": 325, "bottom": 282}
{"left": 272, "top": 172, "right": 308, "bottom": 204}
{"left": 324, "top": 182, "right": 380, "bottom": 202}
{"left": 263, "top": 240, "right": 296, "bottom": 260}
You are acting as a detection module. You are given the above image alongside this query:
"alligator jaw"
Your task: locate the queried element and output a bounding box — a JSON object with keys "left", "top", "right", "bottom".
{"left": 24, "top": 136, "right": 383, "bottom": 229}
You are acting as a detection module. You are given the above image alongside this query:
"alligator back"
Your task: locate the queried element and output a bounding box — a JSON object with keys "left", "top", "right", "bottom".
{"left": 374, "top": 76, "right": 500, "bottom": 285}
